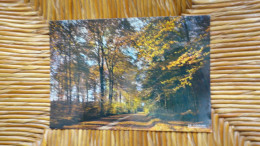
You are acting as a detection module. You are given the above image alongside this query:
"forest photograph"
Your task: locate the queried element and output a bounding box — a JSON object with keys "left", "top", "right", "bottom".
{"left": 49, "top": 16, "right": 211, "bottom": 132}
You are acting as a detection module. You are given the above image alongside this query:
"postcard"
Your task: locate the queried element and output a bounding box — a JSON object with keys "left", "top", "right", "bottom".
{"left": 49, "top": 16, "right": 211, "bottom": 132}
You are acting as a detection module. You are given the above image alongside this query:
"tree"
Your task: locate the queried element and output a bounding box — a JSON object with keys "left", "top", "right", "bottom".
{"left": 50, "top": 21, "right": 74, "bottom": 107}
{"left": 132, "top": 16, "right": 210, "bottom": 114}
{"left": 103, "top": 19, "right": 136, "bottom": 110}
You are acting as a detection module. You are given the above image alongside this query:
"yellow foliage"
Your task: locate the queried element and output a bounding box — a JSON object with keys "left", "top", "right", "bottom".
{"left": 165, "top": 47, "right": 205, "bottom": 70}
{"left": 134, "top": 17, "right": 181, "bottom": 64}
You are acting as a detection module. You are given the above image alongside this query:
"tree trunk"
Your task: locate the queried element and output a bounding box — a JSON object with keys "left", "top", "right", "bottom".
{"left": 98, "top": 33, "right": 105, "bottom": 116}
{"left": 68, "top": 47, "right": 72, "bottom": 113}
{"left": 99, "top": 59, "right": 105, "bottom": 116}
{"left": 64, "top": 53, "right": 69, "bottom": 104}
{"left": 108, "top": 70, "right": 114, "bottom": 105}
{"left": 87, "top": 86, "right": 89, "bottom": 102}
{"left": 76, "top": 73, "right": 80, "bottom": 102}
{"left": 86, "top": 81, "right": 89, "bottom": 102}
{"left": 93, "top": 82, "right": 97, "bottom": 102}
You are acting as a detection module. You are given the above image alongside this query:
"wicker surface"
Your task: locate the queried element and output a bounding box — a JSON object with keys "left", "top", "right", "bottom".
{"left": 0, "top": 0, "right": 260, "bottom": 145}
{"left": 25, "top": 0, "right": 192, "bottom": 19}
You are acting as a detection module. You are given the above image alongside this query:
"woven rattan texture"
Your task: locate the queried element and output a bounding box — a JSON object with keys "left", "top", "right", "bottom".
{"left": 0, "top": 0, "right": 260, "bottom": 145}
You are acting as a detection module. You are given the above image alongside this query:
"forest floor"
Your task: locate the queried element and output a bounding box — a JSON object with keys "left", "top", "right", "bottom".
{"left": 63, "top": 112, "right": 211, "bottom": 132}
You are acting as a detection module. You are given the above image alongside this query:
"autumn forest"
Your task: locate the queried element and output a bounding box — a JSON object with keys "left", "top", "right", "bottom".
{"left": 50, "top": 16, "right": 211, "bottom": 132}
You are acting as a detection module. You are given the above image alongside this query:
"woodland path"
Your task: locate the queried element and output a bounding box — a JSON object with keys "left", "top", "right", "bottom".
{"left": 63, "top": 112, "right": 157, "bottom": 130}
{"left": 63, "top": 112, "right": 205, "bottom": 131}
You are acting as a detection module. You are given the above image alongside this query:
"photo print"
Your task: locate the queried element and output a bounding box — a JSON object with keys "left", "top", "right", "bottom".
{"left": 49, "top": 16, "right": 211, "bottom": 132}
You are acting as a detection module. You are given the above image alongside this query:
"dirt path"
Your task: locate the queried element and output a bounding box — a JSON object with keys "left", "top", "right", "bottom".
{"left": 97, "top": 115, "right": 130, "bottom": 130}
{"left": 63, "top": 112, "right": 210, "bottom": 132}
{"left": 64, "top": 112, "right": 153, "bottom": 129}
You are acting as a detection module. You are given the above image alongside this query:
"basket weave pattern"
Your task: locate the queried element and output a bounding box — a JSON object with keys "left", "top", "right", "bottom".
{"left": 0, "top": 0, "right": 260, "bottom": 145}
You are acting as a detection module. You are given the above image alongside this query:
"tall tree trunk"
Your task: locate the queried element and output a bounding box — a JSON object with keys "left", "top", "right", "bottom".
{"left": 98, "top": 34, "right": 105, "bottom": 116}
{"left": 82, "top": 81, "right": 86, "bottom": 121}
{"left": 108, "top": 77, "right": 112, "bottom": 104}
{"left": 108, "top": 74, "right": 113, "bottom": 114}
{"left": 86, "top": 84, "right": 89, "bottom": 102}
{"left": 85, "top": 81, "right": 89, "bottom": 102}
{"left": 99, "top": 58, "right": 105, "bottom": 116}
{"left": 82, "top": 90, "right": 85, "bottom": 103}
{"left": 76, "top": 73, "right": 80, "bottom": 102}
{"left": 82, "top": 82, "right": 86, "bottom": 120}
{"left": 58, "top": 77, "right": 62, "bottom": 101}
{"left": 68, "top": 47, "right": 72, "bottom": 113}
{"left": 93, "top": 82, "right": 97, "bottom": 102}
{"left": 108, "top": 70, "right": 114, "bottom": 105}
{"left": 64, "top": 54, "right": 69, "bottom": 104}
